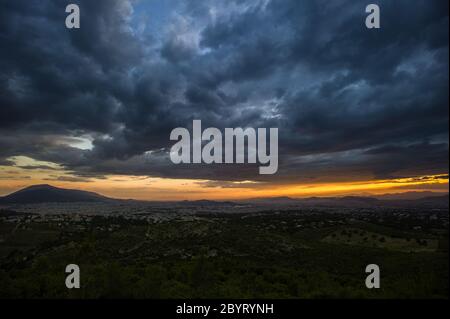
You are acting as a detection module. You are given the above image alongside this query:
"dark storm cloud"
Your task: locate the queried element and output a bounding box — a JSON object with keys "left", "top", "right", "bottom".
{"left": 0, "top": 0, "right": 448, "bottom": 183}
{"left": 16, "top": 165, "right": 59, "bottom": 170}
{"left": 362, "top": 142, "right": 449, "bottom": 179}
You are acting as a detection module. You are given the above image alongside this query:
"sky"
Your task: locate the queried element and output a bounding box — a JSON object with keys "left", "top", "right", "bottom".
{"left": 0, "top": 0, "right": 448, "bottom": 200}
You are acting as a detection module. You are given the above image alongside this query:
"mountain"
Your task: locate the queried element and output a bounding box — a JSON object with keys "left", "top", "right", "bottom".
{"left": 373, "top": 191, "right": 449, "bottom": 200}
{"left": 241, "top": 196, "right": 382, "bottom": 207}
{"left": 242, "top": 194, "right": 448, "bottom": 209}
{"left": 241, "top": 196, "right": 300, "bottom": 205}
{"left": 0, "top": 184, "right": 447, "bottom": 208}
{"left": 0, "top": 184, "right": 114, "bottom": 204}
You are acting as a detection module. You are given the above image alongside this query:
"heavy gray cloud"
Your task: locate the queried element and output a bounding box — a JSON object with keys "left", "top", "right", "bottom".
{"left": 0, "top": 0, "right": 448, "bottom": 183}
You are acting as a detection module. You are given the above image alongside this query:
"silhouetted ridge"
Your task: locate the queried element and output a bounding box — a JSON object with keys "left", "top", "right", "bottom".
{"left": 0, "top": 184, "right": 113, "bottom": 204}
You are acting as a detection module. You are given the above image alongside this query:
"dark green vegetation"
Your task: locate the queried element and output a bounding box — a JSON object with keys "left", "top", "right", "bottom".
{"left": 0, "top": 208, "right": 448, "bottom": 299}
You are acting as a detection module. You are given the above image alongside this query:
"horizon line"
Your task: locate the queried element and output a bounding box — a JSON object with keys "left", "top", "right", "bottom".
{"left": 1, "top": 183, "right": 448, "bottom": 203}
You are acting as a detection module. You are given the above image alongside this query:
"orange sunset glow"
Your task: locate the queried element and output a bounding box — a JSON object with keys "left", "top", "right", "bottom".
{"left": 0, "top": 162, "right": 447, "bottom": 201}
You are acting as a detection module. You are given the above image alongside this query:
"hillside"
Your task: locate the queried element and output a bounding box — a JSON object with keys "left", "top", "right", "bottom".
{"left": 0, "top": 184, "right": 114, "bottom": 204}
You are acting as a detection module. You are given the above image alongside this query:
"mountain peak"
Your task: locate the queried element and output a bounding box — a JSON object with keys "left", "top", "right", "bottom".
{"left": 22, "top": 184, "right": 57, "bottom": 190}
{"left": 0, "top": 184, "right": 113, "bottom": 204}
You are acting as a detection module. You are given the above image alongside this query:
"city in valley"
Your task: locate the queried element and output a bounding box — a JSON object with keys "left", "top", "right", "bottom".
{"left": 0, "top": 185, "right": 447, "bottom": 299}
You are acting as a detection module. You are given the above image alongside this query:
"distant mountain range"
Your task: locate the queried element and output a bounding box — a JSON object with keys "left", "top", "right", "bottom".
{"left": 0, "top": 184, "right": 114, "bottom": 204}
{"left": 241, "top": 194, "right": 449, "bottom": 209}
{"left": 0, "top": 184, "right": 448, "bottom": 209}
{"left": 368, "top": 191, "right": 448, "bottom": 200}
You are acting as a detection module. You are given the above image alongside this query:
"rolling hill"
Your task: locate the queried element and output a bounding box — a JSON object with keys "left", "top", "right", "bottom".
{"left": 0, "top": 184, "right": 114, "bottom": 204}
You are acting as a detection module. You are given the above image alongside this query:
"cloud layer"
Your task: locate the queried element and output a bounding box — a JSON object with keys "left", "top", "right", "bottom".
{"left": 0, "top": 0, "right": 448, "bottom": 184}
